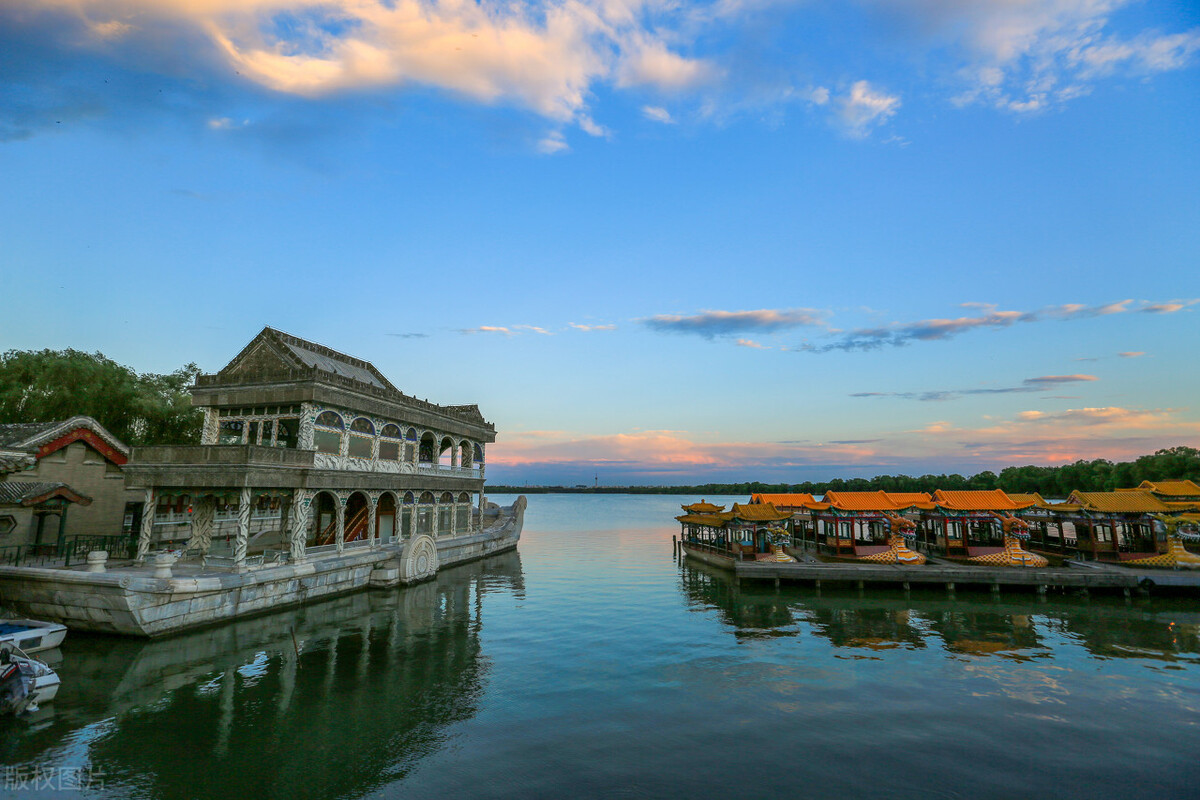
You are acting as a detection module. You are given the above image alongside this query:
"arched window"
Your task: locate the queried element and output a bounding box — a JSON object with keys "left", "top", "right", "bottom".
{"left": 379, "top": 424, "right": 402, "bottom": 460}
{"left": 314, "top": 411, "right": 344, "bottom": 454}
{"left": 440, "top": 492, "right": 454, "bottom": 503}
{"left": 419, "top": 433, "right": 436, "bottom": 464}
{"left": 405, "top": 427, "right": 417, "bottom": 441}
{"left": 474, "top": 443, "right": 484, "bottom": 464}
{"left": 439, "top": 437, "right": 454, "bottom": 467}
{"left": 457, "top": 492, "right": 470, "bottom": 503}
{"left": 346, "top": 417, "right": 374, "bottom": 459}
{"left": 459, "top": 441, "right": 472, "bottom": 468}
{"left": 419, "top": 491, "right": 435, "bottom": 504}
{"left": 403, "top": 491, "right": 415, "bottom": 504}
{"left": 316, "top": 411, "right": 344, "bottom": 429}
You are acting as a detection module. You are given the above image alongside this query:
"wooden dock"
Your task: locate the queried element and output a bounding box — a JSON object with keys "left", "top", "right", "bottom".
{"left": 679, "top": 541, "right": 1200, "bottom": 595}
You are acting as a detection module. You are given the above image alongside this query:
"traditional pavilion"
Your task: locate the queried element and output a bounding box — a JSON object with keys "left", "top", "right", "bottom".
{"left": 677, "top": 502, "right": 793, "bottom": 560}
{"left": 789, "top": 491, "right": 932, "bottom": 558}
{"left": 915, "top": 490, "right": 1032, "bottom": 558}
{"left": 1060, "top": 489, "right": 1172, "bottom": 562}
{"left": 123, "top": 327, "right": 495, "bottom": 568}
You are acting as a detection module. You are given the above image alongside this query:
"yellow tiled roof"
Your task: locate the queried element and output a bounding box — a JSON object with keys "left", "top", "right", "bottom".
{"left": 1067, "top": 490, "right": 1170, "bottom": 513}
{"left": 750, "top": 493, "right": 818, "bottom": 507}
{"left": 1138, "top": 479, "right": 1200, "bottom": 496}
{"left": 729, "top": 502, "right": 793, "bottom": 522}
{"left": 933, "top": 489, "right": 1020, "bottom": 511}
{"left": 824, "top": 491, "right": 903, "bottom": 512}
{"left": 682, "top": 500, "right": 726, "bottom": 513}
{"left": 676, "top": 513, "right": 729, "bottom": 527}
{"left": 885, "top": 492, "right": 933, "bottom": 504}
{"left": 1007, "top": 493, "right": 1046, "bottom": 507}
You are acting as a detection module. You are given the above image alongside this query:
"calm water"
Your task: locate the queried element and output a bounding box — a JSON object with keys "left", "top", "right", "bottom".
{"left": 3, "top": 494, "right": 1200, "bottom": 799}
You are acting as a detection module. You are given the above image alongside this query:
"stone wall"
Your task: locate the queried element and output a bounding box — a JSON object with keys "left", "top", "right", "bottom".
{"left": 17, "top": 440, "right": 142, "bottom": 544}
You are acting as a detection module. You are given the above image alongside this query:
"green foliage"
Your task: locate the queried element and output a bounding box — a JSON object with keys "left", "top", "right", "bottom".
{"left": 0, "top": 349, "right": 202, "bottom": 447}
{"left": 490, "top": 446, "right": 1200, "bottom": 498}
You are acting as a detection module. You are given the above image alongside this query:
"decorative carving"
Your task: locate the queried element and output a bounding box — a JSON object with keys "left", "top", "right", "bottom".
{"left": 399, "top": 534, "right": 439, "bottom": 583}
{"left": 290, "top": 490, "right": 310, "bottom": 562}
{"left": 190, "top": 496, "right": 216, "bottom": 556}
{"left": 201, "top": 409, "right": 219, "bottom": 445}
{"left": 859, "top": 513, "right": 926, "bottom": 565}
{"left": 1123, "top": 515, "right": 1200, "bottom": 569}
{"left": 968, "top": 513, "right": 1048, "bottom": 568}
{"left": 136, "top": 488, "right": 155, "bottom": 561}
{"left": 234, "top": 487, "right": 251, "bottom": 566}
{"left": 298, "top": 403, "right": 316, "bottom": 450}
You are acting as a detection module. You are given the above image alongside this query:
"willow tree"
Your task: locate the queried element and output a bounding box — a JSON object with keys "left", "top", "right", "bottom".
{"left": 0, "top": 349, "right": 202, "bottom": 446}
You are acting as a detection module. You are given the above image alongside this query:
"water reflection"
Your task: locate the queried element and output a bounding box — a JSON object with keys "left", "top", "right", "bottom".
{"left": 1, "top": 551, "right": 524, "bottom": 800}
{"left": 679, "top": 558, "right": 1200, "bottom": 664}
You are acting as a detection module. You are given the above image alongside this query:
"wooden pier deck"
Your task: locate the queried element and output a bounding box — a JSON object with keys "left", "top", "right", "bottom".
{"left": 680, "top": 542, "right": 1200, "bottom": 595}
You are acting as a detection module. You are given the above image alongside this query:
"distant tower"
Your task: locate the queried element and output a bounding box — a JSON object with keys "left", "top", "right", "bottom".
{"left": 594, "top": 473, "right": 598, "bottom": 489}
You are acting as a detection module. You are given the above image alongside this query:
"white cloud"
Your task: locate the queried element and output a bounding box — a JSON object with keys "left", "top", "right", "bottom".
{"left": 641, "top": 105, "right": 674, "bottom": 124}
{"left": 837, "top": 80, "right": 900, "bottom": 138}
{"left": 21, "top": 0, "right": 714, "bottom": 135}
{"left": 570, "top": 323, "right": 617, "bottom": 331}
{"left": 872, "top": 0, "right": 1200, "bottom": 112}
{"left": 537, "top": 130, "right": 570, "bottom": 154}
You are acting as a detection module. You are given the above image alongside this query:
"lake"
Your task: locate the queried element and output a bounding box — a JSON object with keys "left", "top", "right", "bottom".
{"left": 3, "top": 494, "right": 1199, "bottom": 798}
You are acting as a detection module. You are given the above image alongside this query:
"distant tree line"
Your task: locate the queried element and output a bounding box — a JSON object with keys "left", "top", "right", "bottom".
{"left": 490, "top": 446, "right": 1200, "bottom": 498}
{"left": 0, "top": 349, "right": 202, "bottom": 447}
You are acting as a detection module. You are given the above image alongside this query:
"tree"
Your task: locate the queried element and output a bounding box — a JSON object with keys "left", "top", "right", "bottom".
{"left": 0, "top": 349, "right": 202, "bottom": 447}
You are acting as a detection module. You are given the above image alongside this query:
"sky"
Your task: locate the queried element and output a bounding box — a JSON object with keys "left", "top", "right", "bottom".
{"left": 2, "top": 0, "right": 1199, "bottom": 486}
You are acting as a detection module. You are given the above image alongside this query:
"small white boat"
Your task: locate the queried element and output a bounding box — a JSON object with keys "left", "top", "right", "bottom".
{"left": 0, "top": 645, "right": 61, "bottom": 715}
{"left": 0, "top": 619, "right": 68, "bottom": 654}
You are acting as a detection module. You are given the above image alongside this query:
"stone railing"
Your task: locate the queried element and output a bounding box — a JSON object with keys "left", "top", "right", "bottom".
{"left": 129, "top": 445, "right": 316, "bottom": 468}
{"left": 194, "top": 368, "right": 495, "bottom": 429}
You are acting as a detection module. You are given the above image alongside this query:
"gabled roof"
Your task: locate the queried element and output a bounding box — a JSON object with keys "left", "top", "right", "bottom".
{"left": 683, "top": 500, "right": 726, "bottom": 514}
{"left": 886, "top": 492, "right": 933, "bottom": 505}
{"left": 823, "top": 491, "right": 906, "bottom": 512}
{"left": 0, "top": 417, "right": 129, "bottom": 465}
{"left": 0, "top": 481, "right": 92, "bottom": 507}
{"left": 932, "top": 489, "right": 1021, "bottom": 511}
{"left": 750, "top": 493, "right": 817, "bottom": 507}
{"left": 0, "top": 450, "right": 36, "bottom": 474}
{"left": 1137, "top": 479, "right": 1200, "bottom": 496}
{"left": 1007, "top": 493, "right": 1046, "bottom": 505}
{"left": 728, "top": 502, "right": 792, "bottom": 522}
{"left": 675, "top": 513, "right": 729, "bottom": 527}
{"left": 219, "top": 327, "right": 398, "bottom": 392}
{"left": 1066, "top": 490, "right": 1170, "bottom": 514}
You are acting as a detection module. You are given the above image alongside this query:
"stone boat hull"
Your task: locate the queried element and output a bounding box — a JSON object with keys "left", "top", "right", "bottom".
{"left": 0, "top": 498, "right": 524, "bottom": 638}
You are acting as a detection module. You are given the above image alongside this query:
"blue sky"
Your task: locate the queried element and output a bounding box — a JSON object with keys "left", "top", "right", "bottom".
{"left": 2, "top": 0, "right": 1198, "bottom": 485}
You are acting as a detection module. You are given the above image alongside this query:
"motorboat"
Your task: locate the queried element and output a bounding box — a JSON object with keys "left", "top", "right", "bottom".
{"left": 0, "top": 644, "right": 61, "bottom": 715}
{"left": 0, "top": 618, "right": 68, "bottom": 654}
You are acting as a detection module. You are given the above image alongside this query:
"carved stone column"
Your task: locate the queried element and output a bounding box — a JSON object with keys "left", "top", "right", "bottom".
{"left": 201, "top": 409, "right": 219, "bottom": 445}
{"left": 367, "top": 492, "right": 378, "bottom": 549}
{"left": 234, "top": 487, "right": 251, "bottom": 569}
{"left": 336, "top": 493, "right": 346, "bottom": 553}
{"left": 298, "top": 403, "right": 316, "bottom": 450}
{"left": 190, "top": 495, "right": 216, "bottom": 556}
{"left": 449, "top": 504, "right": 457, "bottom": 536}
{"left": 289, "top": 490, "right": 310, "bottom": 563}
{"left": 136, "top": 487, "right": 156, "bottom": 561}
